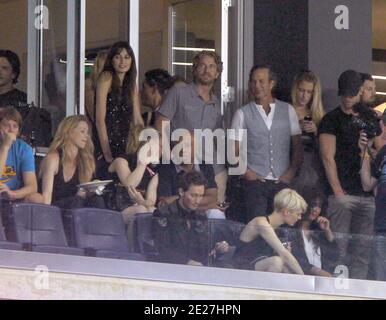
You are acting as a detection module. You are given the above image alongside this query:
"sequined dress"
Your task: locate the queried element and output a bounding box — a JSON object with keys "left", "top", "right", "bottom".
{"left": 94, "top": 91, "right": 132, "bottom": 158}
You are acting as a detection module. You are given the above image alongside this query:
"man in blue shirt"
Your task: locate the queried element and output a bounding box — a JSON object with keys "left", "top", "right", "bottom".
{"left": 0, "top": 107, "right": 37, "bottom": 200}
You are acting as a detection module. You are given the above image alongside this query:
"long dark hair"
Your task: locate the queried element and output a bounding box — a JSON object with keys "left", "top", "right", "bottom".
{"left": 296, "top": 188, "right": 327, "bottom": 252}
{"left": 102, "top": 41, "right": 137, "bottom": 106}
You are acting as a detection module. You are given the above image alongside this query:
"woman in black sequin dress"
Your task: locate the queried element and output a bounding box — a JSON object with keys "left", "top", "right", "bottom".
{"left": 95, "top": 41, "right": 144, "bottom": 165}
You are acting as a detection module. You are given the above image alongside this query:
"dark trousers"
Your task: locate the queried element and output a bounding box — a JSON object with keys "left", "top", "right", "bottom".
{"left": 242, "top": 179, "right": 288, "bottom": 223}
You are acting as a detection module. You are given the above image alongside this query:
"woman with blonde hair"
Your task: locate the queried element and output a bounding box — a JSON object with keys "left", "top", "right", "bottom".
{"left": 33, "top": 115, "right": 98, "bottom": 208}
{"left": 291, "top": 71, "right": 325, "bottom": 127}
{"left": 291, "top": 70, "right": 326, "bottom": 192}
{"left": 234, "top": 188, "right": 307, "bottom": 274}
{"left": 85, "top": 50, "right": 108, "bottom": 123}
{"left": 106, "top": 124, "right": 160, "bottom": 221}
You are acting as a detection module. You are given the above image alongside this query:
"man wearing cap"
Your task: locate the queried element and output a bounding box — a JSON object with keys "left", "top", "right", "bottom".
{"left": 319, "top": 69, "right": 375, "bottom": 280}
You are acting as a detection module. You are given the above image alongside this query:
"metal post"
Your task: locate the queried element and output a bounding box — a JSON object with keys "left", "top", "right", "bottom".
{"left": 78, "top": 0, "right": 86, "bottom": 115}
{"left": 27, "top": 0, "right": 40, "bottom": 106}
{"left": 66, "top": 0, "right": 77, "bottom": 116}
{"left": 129, "top": 0, "right": 139, "bottom": 78}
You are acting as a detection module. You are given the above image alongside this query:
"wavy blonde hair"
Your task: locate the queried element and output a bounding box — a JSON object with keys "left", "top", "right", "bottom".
{"left": 90, "top": 51, "right": 108, "bottom": 90}
{"left": 126, "top": 124, "right": 147, "bottom": 155}
{"left": 47, "top": 115, "right": 95, "bottom": 183}
{"left": 291, "top": 71, "right": 325, "bottom": 126}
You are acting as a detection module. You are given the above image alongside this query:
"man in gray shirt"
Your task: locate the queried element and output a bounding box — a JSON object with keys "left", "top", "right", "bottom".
{"left": 156, "top": 51, "right": 227, "bottom": 204}
{"left": 230, "top": 65, "right": 303, "bottom": 222}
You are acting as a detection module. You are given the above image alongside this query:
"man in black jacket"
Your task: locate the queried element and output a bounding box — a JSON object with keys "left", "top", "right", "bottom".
{"left": 152, "top": 171, "right": 230, "bottom": 267}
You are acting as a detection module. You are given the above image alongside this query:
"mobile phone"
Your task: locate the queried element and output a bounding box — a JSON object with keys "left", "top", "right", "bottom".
{"left": 218, "top": 201, "right": 230, "bottom": 208}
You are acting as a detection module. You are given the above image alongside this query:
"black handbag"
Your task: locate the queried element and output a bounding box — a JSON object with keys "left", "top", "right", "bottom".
{"left": 104, "top": 183, "right": 134, "bottom": 211}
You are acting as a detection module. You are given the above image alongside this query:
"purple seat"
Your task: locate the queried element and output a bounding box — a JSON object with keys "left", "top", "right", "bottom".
{"left": 0, "top": 210, "right": 23, "bottom": 251}
{"left": 71, "top": 208, "right": 145, "bottom": 261}
{"left": 9, "top": 203, "right": 84, "bottom": 256}
{"left": 132, "top": 212, "right": 158, "bottom": 260}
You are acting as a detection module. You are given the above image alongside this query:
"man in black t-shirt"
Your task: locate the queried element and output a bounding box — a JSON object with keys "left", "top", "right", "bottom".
{"left": 157, "top": 131, "right": 225, "bottom": 220}
{"left": 0, "top": 50, "right": 27, "bottom": 108}
{"left": 319, "top": 70, "right": 375, "bottom": 280}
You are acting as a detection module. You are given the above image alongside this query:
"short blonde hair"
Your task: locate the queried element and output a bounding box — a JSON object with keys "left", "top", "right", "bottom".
{"left": 274, "top": 188, "right": 308, "bottom": 214}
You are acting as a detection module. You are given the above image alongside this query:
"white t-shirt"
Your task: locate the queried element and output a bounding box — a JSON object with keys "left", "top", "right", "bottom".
{"left": 302, "top": 230, "right": 322, "bottom": 269}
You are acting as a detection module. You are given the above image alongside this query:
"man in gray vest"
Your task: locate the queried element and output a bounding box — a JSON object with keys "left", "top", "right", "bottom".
{"left": 230, "top": 65, "right": 303, "bottom": 222}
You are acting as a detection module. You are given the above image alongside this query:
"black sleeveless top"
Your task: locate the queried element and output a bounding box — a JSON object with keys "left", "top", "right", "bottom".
{"left": 93, "top": 91, "right": 133, "bottom": 158}
{"left": 51, "top": 152, "right": 80, "bottom": 203}
{"left": 234, "top": 216, "right": 277, "bottom": 270}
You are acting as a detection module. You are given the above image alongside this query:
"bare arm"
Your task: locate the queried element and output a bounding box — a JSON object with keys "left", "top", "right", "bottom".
{"left": 158, "top": 195, "right": 179, "bottom": 207}
{"left": 155, "top": 113, "right": 170, "bottom": 136}
{"left": 155, "top": 114, "right": 171, "bottom": 161}
{"left": 197, "top": 187, "right": 218, "bottom": 210}
{"left": 360, "top": 156, "right": 377, "bottom": 192}
{"left": 258, "top": 224, "right": 304, "bottom": 275}
{"left": 0, "top": 133, "right": 16, "bottom": 179}
{"left": 144, "top": 174, "right": 158, "bottom": 209}
{"left": 374, "top": 135, "right": 385, "bottom": 151}
{"left": 132, "top": 85, "right": 144, "bottom": 126}
{"left": 13, "top": 172, "right": 38, "bottom": 200}
{"left": 84, "top": 79, "right": 95, "bottom": 122}
{"left": 0, "top": 146, "right": 10, "bottom": 180}
{"left": 109, "top": 156, "right": 155, "bottom": 192}
{"left": 319, "top": 133, "right": 345, "bottom": 196}
{"left": 40, "top": 153, "right": 59, "bottom": 205}
{"left": 127, "top": 174, "right": 158, "bottom": 210}
{"left": 309, "top": 266, "right": 332, "bottom": 277}
{"left": 358, "top": 133, "right": 378, "bottom": 192}
{"left": 95, "top": 72, "right": 113, "bottom": 162}
{"left": 279, "top": 135, "right": 303, "bottom": 183}
{"left": 241, "top": 218, "right": 303, "bottom": 275}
